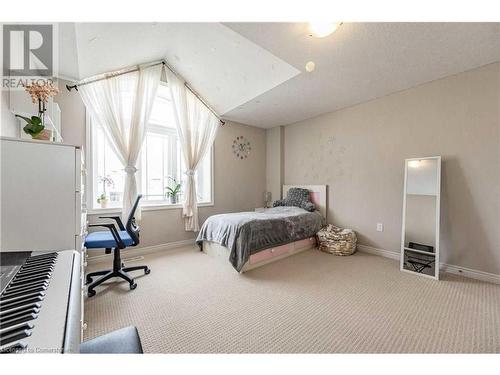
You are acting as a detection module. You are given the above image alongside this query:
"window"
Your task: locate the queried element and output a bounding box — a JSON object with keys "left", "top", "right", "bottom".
{"left": 88, "top": 83, "right": 213, "bottom": 210}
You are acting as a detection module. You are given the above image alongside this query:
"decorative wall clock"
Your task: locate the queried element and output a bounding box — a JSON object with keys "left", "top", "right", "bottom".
{"left": 232, "top": 136, "right": 251, "bottom": 159}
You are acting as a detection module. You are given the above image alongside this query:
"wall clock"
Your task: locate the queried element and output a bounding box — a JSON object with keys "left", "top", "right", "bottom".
{"left": 232, "top": 136, "right": 251, "bottom": 159}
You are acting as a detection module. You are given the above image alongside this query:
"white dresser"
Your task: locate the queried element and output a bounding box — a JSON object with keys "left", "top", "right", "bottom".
{"left": 0, "top": 137, "right": 88, "bottom": 335}
{"left": 0, "top": 137, "right": 87, "bottom": 253}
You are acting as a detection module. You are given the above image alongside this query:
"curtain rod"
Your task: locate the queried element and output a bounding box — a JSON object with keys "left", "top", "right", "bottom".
{"left": 66, "top": 60, "right": 225, "bottom": 125}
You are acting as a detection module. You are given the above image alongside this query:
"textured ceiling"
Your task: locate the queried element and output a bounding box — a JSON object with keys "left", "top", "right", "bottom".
{"left": 223, "top": 22, "right": 500, "bottom": 127}
{"left": 58, "top": 22, "right": 500, "bottom": 128}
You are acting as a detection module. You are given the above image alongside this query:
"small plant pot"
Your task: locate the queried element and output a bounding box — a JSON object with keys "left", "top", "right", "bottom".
{"left": 170, "top": 195, "right": 178, "bottom": 204}
{"left": 99, "top": 199, "right": 109, "bottom": 209}
{"left": 32, "top": 129, "right": 52, "bottom": 141}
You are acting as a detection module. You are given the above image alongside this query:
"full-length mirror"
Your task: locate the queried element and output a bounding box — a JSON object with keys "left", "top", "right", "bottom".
{"left": 400, "top": 156, "right": 441, "bottom": 279}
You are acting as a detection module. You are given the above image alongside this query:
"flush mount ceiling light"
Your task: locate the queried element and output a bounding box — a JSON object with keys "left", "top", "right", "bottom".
{"left": 308, "top": 22, "right": 342, "bottom": 38}
{"left": 305, "top": 61, "right": 316, "bottom": 72}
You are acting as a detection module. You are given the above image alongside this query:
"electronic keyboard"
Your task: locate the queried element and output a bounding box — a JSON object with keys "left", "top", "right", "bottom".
{"left": 0, "top": 250, "right": 81, "bottom": 354}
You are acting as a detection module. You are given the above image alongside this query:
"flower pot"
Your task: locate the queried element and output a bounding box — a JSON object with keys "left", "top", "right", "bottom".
{"left": 99, "top": 199, "right": 109, "bottom": 209}
{"left": 32, "top": 129, "right": 52, "bottom": 141}
{"left": 170, "top": 195, "right": 178, "bottom": 204}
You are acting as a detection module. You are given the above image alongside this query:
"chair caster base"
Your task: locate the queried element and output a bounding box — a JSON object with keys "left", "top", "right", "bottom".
{"left": 86, "top": 261, "right": 149, "bottom": 296}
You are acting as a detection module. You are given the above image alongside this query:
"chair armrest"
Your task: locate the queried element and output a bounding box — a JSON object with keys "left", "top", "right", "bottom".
{"left": 88, "top": 223, "right": 125, "bottom": 249}
{"left": 98, "top": 216, "right": 125, "bottom": 231}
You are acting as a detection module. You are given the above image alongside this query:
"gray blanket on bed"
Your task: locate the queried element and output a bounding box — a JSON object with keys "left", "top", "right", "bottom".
{"left": 196, "top": 206, "right": 325, "bottom": 271}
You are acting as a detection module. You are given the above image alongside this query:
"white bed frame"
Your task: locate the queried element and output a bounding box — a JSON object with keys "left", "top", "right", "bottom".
{"left": 202, "top": 185, "right": 327, "bottom": 273}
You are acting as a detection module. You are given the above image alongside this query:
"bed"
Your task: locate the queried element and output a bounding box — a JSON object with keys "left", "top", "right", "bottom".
{"left": 196, "top": 185, "right": 327, "bottom": 272}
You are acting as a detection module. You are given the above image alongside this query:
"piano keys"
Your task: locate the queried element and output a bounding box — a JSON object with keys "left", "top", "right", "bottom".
{"left": 0, "top": 251, "right": 81, "bottom": 353}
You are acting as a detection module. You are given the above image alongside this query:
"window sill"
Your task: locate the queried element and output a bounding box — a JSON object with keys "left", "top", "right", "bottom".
{"left": 88, "top": 201, "right": 214, "bottom": 215}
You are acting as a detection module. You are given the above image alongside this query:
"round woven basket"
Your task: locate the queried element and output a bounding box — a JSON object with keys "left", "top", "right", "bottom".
{"left": 316, "top": 224, "right": 357, "bottom": 256}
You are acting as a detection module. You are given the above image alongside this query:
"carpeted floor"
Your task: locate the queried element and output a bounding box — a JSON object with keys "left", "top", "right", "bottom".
{"left": 84, "top": 246, "right": 500, "bottom": 353}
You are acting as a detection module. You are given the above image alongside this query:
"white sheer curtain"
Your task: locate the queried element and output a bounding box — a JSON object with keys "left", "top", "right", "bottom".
{"left": 164, "top": 67, "right": 219, "bottom": 231}
{"left": 79, "top": 64, "right": 162, "bottom": 220}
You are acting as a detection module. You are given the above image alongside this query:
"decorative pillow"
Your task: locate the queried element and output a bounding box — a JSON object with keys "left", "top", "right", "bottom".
{"left": 272, "top": 188, "right": 316, "bottom": 212}
{"left": 302, "top": 201, "right": 316, "bottom": 212}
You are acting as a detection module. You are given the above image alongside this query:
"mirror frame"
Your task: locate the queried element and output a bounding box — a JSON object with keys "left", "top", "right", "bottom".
{"left": 400, "top": 155, "right": 441, "bottom": 280}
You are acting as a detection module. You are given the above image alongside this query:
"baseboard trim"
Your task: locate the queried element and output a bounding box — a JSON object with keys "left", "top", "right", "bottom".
{"left": 86, "top": 239, "right": 196, "bottom": 264}
{"left": 357, "top": 244, "right": 500, "bottom": 285}
{"left": 440, "top": 263, "right": 500, "bottom": 285}
{"left": 357, "top": 244, "right": 400, "bottom": 261}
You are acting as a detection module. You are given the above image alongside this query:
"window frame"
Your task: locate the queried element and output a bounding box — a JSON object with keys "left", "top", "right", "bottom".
{"left": 85, "top": 110, "right": 215, "bottom": 215}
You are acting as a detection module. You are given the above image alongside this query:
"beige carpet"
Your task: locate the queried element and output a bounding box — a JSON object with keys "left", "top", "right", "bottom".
{"left": 84, "top": 246, "right": 500, "bottom": 353}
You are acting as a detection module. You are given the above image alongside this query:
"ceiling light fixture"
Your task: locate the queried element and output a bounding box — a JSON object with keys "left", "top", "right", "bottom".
{"left": 308, "top": 22, "right": 342, "bottom": 38}
{"left": 305, "top": 61, "right": 316, "bottom": 73}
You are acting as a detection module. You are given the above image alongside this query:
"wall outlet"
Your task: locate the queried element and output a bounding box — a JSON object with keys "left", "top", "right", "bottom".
{"left": 376, "top": 223, "right": 384, "bottom": 232}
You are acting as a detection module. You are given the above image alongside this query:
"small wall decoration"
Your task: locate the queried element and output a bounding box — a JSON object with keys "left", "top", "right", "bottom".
{"left": 232, "top": 136, "right": 251, "bottom": 159}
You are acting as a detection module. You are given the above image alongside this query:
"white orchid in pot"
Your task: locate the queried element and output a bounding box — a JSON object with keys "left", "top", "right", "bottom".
{"left": 165, "top": 176, "right": 182, "bottom": 204}
{"left": 97, "top": 176, "right": 114, "bottom": 208}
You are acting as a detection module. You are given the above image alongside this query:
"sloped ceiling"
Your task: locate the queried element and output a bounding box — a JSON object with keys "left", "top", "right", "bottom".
{"left": 58, "top": 22, "right": 500, "bottom": 128}
{"left": 57, "top": 22, "right": 300, "bottom": 115}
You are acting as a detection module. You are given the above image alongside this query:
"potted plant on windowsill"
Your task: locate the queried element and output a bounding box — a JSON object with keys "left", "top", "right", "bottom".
{"left": 97, "top": 176, "right": 114, "bottom": 208}
{"left": 166, "top": 177, "right": 182, "bottom": 204}
{"left": 97, "top": 193, "right": 109, "bottom": 208}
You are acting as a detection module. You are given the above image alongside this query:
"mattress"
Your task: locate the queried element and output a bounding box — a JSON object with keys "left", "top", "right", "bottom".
{"left": 196, "top": 206, "right": 325, "bottom": 271}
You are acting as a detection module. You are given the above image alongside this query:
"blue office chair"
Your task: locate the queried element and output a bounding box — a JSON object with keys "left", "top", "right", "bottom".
{"left": 85, "top": 195, "right": 150, "bottom": 297}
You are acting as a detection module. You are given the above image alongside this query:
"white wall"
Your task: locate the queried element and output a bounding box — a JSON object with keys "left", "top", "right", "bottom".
{"left": 283, "top": 62, "right": 500, "bottom": 275}
{"left": 266, "top": 126, "right": 284, "bottom": 202}
{"left": 54, "top": 79, "right": 86, "bottom": 147}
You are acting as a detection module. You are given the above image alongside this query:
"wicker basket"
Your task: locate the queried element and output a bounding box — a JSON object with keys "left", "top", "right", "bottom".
{"left": 316, "top": 224, "right": 357, "bottom": 256}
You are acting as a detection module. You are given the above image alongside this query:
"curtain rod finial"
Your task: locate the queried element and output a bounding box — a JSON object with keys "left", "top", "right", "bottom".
{"left": 66, "top": 84, "right": 78, "bottom": 92}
